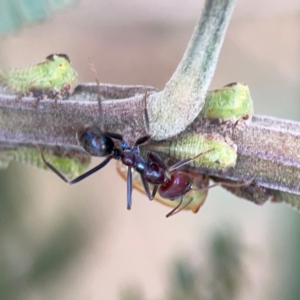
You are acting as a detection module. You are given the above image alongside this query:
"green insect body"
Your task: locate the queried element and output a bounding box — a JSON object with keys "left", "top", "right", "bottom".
{"left": 199, "top": 82, "right": 253, "bottom": 122}
{"left": 0, "top": 147, "right": 90, "bottom": 180}
{"left": 271, "top": 190, "right": 300, "bottom": 211}
{"left": 116, "top": 161, "right": 209, "bottom": 214}
{"left": 0, "top": 54, "right": 78, "bottom": 97}
{"left": 145, "top": 133, "right": 237, "bottom": 170}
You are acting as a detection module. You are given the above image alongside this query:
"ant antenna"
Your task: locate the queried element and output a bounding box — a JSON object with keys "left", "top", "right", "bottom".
{"left": 166, "top": 197, "right": 194, "bottom": 218}
{"left": 189, "top": 178, "right": 253, "bottom": 193}
{"left": 143, "top": 90, "right": 150, "bottom": 134}
{"left": 88, "top": 56, "right": 105, "bottom": 132}
{"left": 88, "top": 56, "right": 101, "bottom": 88}
{"left": 168, "top": 148, "right": 215, "bottom": 172}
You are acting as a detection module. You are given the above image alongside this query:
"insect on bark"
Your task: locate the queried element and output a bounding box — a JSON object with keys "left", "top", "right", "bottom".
{"left": 0, "top": 53, "right": 78, "bottom": 107}
{"left": 0, "top": 147, "right": 90, "bottom": 180}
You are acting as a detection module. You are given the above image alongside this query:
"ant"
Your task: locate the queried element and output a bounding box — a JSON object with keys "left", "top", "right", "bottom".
{"left": 117, "top": 157, "right": 252, "bottom": 217}
{"left": 116, "top": 160, "right": 210, "bottom": 216}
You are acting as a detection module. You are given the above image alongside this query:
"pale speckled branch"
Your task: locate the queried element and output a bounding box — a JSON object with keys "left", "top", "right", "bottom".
{"left": 178, "top": 115, "right": 300, "bottom": 197}
{"left": 0, "top": 83, "right": 157, "bottom": 148}
{"left": 1, "top": 86, "right": 300, "bottom": 197}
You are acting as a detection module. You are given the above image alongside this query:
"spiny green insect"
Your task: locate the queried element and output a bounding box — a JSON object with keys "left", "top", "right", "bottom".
{"left": 199, "top": 82, "right": 253, "bottom": 122}
{"left": 116, "top": 161, "right": 209, "bottom": 215}
{"left": 144, "top": 133, "right": 237, "bottom": 171}
{"left": 0, "top": 147, "right": 90, "bottom": 180}
{"left": 0, "top": 53, "right": 78, "bottom": 105}
{"left": 271, "top": 190, "right": 300, "bottom": 211}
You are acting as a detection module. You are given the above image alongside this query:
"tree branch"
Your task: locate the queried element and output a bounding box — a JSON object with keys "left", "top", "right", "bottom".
{"left": 173, "top": 115, "right": 300, "bottom": 196}
{"left": 1, "top": 0, "right": 298, "bottom": 204}
{"left": 1, "top": 84, "right": 299, "bottom": 197}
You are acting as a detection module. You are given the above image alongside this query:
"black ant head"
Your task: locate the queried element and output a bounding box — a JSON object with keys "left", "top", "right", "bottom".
{"left": 77, "top": 126, "right": 115, "bottom": 157}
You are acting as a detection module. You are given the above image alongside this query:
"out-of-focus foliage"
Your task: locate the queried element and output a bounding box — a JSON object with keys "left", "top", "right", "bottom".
{"left": 167, "top": 228, "right": 245, "bottom": 300}
{"left": 121, "top": 228, "right": 246, "bottom": 300}
{"left": 120, "top": 287, "right": 145, "bottom": 300}
{"left": 0, "top": 0, "right": 78, "bottom": 35}
{"left": 0, "top": 169, "right": 85, "bottom": 300}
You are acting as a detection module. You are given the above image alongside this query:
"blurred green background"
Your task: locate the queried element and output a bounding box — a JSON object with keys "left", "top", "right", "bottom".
{"left": 1, "top": 0, "right": 300, "bottom": 299}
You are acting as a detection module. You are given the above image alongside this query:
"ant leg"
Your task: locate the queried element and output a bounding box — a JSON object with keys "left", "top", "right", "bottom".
{"left": 127, "top": 166, "right": 133, "bottom": 210}
{"left": 39, "top": 145, "right": 113, "bottom": 184}
{"left": 70, "top": 157, "right": 113, "bottom": 184}
{"left": 152, "top": 185, "right": 158, "bottom": 198}
{"left": 147, "top": 152, "right": 168, "bottom": 170}
{"left": 166, "top": 197, "right": 194, "bottom": 218}
{"left": 168, "top": 148, "right": 214, "bottom": 172}
{"left": 140, "top": 175, "right": 153, "bottom": 200}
